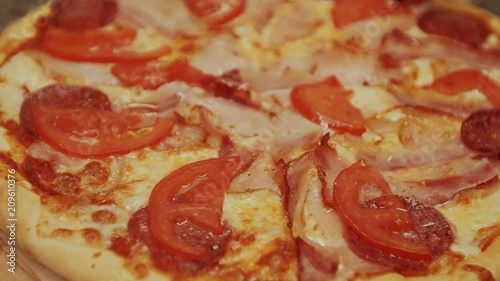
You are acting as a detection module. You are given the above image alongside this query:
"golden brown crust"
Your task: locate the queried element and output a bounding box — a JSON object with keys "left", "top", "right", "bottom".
{"left": 0, "top": 3, "right": 53, "bottom": 66}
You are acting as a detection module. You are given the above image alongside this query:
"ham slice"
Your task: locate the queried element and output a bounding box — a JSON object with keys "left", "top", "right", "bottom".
{"left": 33, "top": 52, "right": 119, "bottom": 85}
{"left": 229, "top": 153, "right": 279, "bottom": 194}
{"left": 180, "top": 90, "right": 323, "bottom": 161}
{"left": 153, "top": 123, "right": 207, "bottom": 151}
{"left": 287, "top": 151, "right": 384, "bottom": 280}
{"left": 388, "top": 85, "right": 492, "bottom": 117}
{"left": 359, "top": 106, "right": 472, "bottom": 169}
{"left": 383, "top": 157, "right": 496, "bottom": 205}
{"left": 314, "top": 135, "right": 347, "bottom": 205}
{"left": 116, "top": 0, "right": 204, "bottom": 36}
{"left": 189, "top": 34, "right": 248, "bottom": 76}
{"left": 380, "top": 29, "right": 500, "bottom": 70}
{"left": 240, "top": 46, "right": 386, "bottom": 91}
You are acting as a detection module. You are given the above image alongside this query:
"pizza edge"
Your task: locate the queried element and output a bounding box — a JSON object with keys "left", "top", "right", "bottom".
{"left": 0, "top": 1, "right": 498, "bottom": 281}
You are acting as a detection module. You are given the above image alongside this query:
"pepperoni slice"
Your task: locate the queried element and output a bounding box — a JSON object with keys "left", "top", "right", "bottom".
{"left": 20, "top": 84, "right": 111, "bottom": 135}
{"left": 418, "top": 7, "right": 491, "bottom": 47}
{"left": 461, "top": 109, "right": 500, "bottom": 154}
{"left": 52, "top": 0, "right": 118, "bottom": 30}
{"left": 148, "top": 157, "right": 239, "bottom": 261}
{"left": 345, "top": 197, "right": 454, "bottom": 273}
{"left": 334, "top": 161, "right": 454, "bottom": 272}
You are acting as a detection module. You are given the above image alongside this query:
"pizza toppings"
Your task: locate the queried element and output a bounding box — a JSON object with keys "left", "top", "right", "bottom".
{"left": 345, "top": 198, "right": 454, "bottom": 273}
{"left": 111, "top": 59, "right": 205, "bottom": 90}
{"left": 426, "top": 69, "right": 500, "bottom": 107}
{"left": 20, "top": 84, "right": 112, "bottom": 135}
{"left": 461, "top": 109, "right": 500, "bottom": 154}
{"left": 2, "top": 0, "right": 500, "bottom": 280}
{"left": 332, "top": 0, "right": 410, "bottom": 28}
{"left": 291, "top": 77, "right": 365, "bottom": 135}
{"left": 418, "top": 7, "right": 491, "bottom": 47}
{"left": 380, "top": 29, "right": 500, "bottom": 69}
{"left": 31, "top": 105, "right": 175, "bottom": 157}
{"left": 359, "top": 106, "right": 470, "bottom": 170}
{"left": 148, "top": 156, "right": 239, "bottom": 261}
{"left": 52, "top": 0, "right": 118, "bottom": 30}
{"left": 333, "top": 161, "right": 454, "bottom": 271}
{"left": 333, "top": 161, "right": 432, "bottom": 261}
{"left": 20, "top": 83, "right": 175, "bottom": 157}
{"left": 286, "top": 150, "right": 384, "bottom": 276}
{"left": 383, "top": 157, "right": 496, "bottom": 205}
{"left": 111, "top": 59, "right": 253, "bottom": 105}
{"left": 38, "top": 25, "right": 171, "bottom": 63}
{"left": 183, "top": 0, "right": 246, "bottom": 28}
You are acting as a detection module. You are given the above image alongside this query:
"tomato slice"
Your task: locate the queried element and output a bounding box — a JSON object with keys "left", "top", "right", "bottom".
{"left": 332, "top": 0, "right": 410, "bottom": 28}
{"left": 31, "top": 105, "right": 175, "bottom": 157}
{"left": 148, "top": 156, "right": 240, "bottom": 260}
{"left": 111, "top": 58, "right": 205, "bottom": 90}
{"left": 333, "top": 161, "right": 432, "bottom": 260}
{"left": 291, "top": 77, "right": 366, "bottom": 135}
{"left": 426, "top": 69, "right": 500, "bottom": 107}
{"left": 184, "top": 0, "right": 245, "bottom": 28}
{"left": 38, "top": 25, "right": 171, "bottom": 63}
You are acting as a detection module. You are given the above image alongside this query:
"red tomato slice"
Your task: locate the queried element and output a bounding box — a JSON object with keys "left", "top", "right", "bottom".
{"left": 184, "top": 0, "right": 245, "bottom": 28}
{"left": 426, "top": 69, "right": 500, "bottom": 107}
{"left": 32, "top": 105, "right": 175, "bottom": 157}
{"left": 332, "top": 0, "right": 410, "bottom": 28}
{"left": 333, "top": 161, "right": 432, "bottom": 260}
{"left": 38, "top": 25, "right": 171, "bottom": 63}
{"left": 111, "top": 58, "right": 205, "bottom": 90}
{"left": 291, "top": 77, "right": 366, "bottom": 135}
{"left": 148, "top": 156, "right": 240, "bottom": 260}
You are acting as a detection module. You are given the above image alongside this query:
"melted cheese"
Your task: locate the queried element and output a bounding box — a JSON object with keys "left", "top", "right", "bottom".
{"left": 437, "top": 183, "right": 500, "bottom": 255}
{"left": 350, "top": 86, "right": 400, "bottom": 119}
{"left": 0, "top": 52, "right": 54, "bottom": 91}
{"left": 221, "top": 189, "right": 297, "bottom": 280}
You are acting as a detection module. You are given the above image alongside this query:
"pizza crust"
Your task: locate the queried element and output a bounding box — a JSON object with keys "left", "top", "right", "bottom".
{"left": 0, "top": 3, "right": 52, "bottom": 67}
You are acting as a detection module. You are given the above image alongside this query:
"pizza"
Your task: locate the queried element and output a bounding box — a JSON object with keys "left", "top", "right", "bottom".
{"left": 0, "top": 0, "right": 499, "bottom": 280}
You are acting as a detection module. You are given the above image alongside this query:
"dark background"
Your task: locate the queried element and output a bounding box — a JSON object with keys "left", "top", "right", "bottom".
{"left": 0, "top": 0, "right": 499, "bottom": 31}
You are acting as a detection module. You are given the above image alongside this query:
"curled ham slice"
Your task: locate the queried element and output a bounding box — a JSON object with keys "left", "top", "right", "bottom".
{"left": 153, "top": 123, "right": 207, "bottom": 151}
{"left": 34, "top": 52, "right": 119, "bottom": 85}
{"left": 257, "top": 0, "right": 323, "bottom": 48}
{"left": 314, "top": 134, "right": 346, "bottom": 205}
{"left": 388, "top": 84, "right": 492, "bottom": 117}
{"left": 359, "top": 106, "right": 472, "bottom": 170}
{"left": 287, "top": 152, "right": 384, "bottom": 279}
{"left": 382, "top": 157, "right": 496, "bottom": 205}
{"left": 241, "top": 47, "right": 386, "bottom": 91}
{"left": 380, "top": 29, "right": 500, "bottom": 70}
{"left": 229, "top": 153, "right": 278, "bottom": 194}
{"left": 116, "top": 0, "right": 204, "bottom": 36}
{"left": 189, "top": 34, "right": 248, "bottom": 76}
{"left": 181, "top": 92, "right": 323, "bottom": 161}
